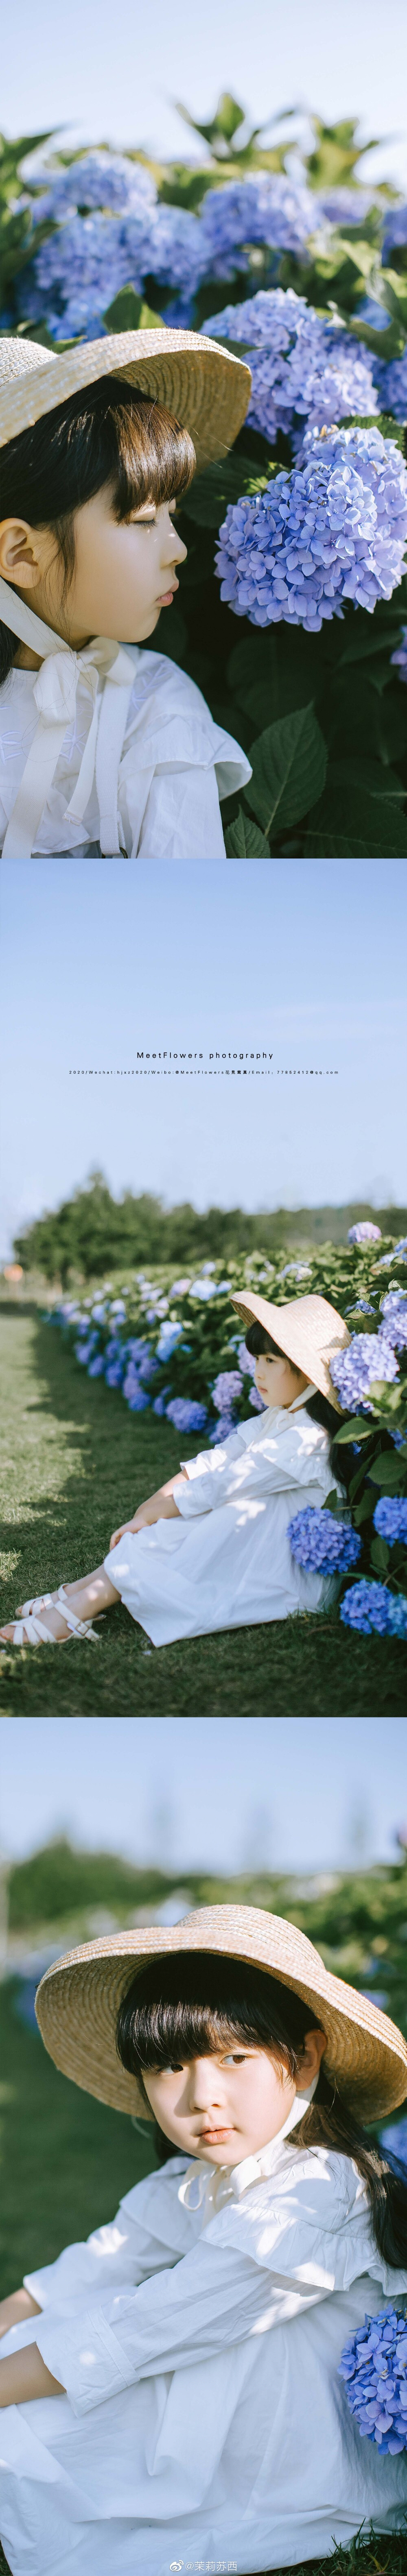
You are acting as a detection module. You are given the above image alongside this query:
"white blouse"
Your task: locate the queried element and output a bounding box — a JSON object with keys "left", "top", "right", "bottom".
{"left": 1, "top": 2117, "right": 406, "bottom": 2575}
{"left": 0, "top": 647, "right": 251, "bottom": 859}
{"left": 105, "top": 1395, "right": 344, "bottom": 1646}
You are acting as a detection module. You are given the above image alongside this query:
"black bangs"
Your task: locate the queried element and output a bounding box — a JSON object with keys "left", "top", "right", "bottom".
{"left": 245, "top": 1323, "right": 283, "bottom": 1360}
{"left": 92, "top": 383, "right": 197, "bottom": 517}
{"left": 116, "top": 1952, "right": 320, "bottom": 2082}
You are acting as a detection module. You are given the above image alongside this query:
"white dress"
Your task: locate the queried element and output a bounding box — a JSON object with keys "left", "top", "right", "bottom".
{"left": 0, "top": 645, "right": 251, "bottom": 859}
{"left": 1, "top": 2123, "right": 406, "bottom": 2576}
{"left": 104, "top": 1394, "right": 343, "bottom": 1646}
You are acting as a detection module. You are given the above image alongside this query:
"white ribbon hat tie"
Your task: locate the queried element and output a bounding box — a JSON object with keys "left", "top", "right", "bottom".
{"left": 0, "top": 578, "right": 136, "bottom": 856}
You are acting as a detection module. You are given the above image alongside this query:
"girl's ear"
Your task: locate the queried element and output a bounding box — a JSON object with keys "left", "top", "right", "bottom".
{"left": 0, "top": 518, "right": 43, "bottom": 589}
{"left": 296, "top": 2028, "right": 327, "bottom": 2087}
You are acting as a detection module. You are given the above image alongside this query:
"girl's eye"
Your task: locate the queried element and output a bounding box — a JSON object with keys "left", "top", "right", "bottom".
{"left": 223, "top": 2053, "right": 246, "bottom": 2066}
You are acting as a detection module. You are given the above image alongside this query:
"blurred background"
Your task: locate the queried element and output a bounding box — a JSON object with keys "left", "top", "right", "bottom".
{"left": 0, "top": 1713, "right": 406, "bottom": 2293}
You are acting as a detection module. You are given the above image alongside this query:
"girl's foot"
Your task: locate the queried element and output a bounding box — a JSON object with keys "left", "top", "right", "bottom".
{"left": 0, "top": 1588, "right": 102, "bottom": 1647}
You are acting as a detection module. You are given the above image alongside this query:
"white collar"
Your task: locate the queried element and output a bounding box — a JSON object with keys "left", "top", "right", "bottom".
{"left": 0, "top": 579, "right": 137, "bottom": 856}
{"left": 178, "top": 2075, "right": 319, "bottom": 2219}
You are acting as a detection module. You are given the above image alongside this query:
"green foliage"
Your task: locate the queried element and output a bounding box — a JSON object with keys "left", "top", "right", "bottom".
{"left": 223, "top": 807, "right": 270, "bottom": 854}
{"left": 246, "top": 703, "right": 327, "bottom": 836}
{"left": 103, "top": 285, "right": 164, "bottom": 332}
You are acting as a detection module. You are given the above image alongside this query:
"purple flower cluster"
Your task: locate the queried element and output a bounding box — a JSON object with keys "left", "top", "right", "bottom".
{"left": 196, "top": 175, "right": 320, "bottom": 281}
{"left": 29, "top": 151, "right": 157, "bottom": 222}
{"left": 212, "top": 1369, "right": 243, "bottom": 1414}
{"left": 330, "top": 1333, "right": 399, "bottom": 1413}
{"left": 348, "top": 1222, "right": 382, "bottom": 1244}
{"left": 340, "top": 1581, "right": 407, "bottom": 1636}
{"left": 317, "top": 188, "right": 376, "bottom": 228}
{"left": 338, "top": 2307, "right": 407, "bottom": 2453}
{"left": 208, "top": 1413, "right": 236, "bottom": 1445}
{"left": 165, "top": 1398, "right": 208, "bottom": 1433}
{"left": 373, "top": 1496, "right": 407, "bottom": 1544}
{"left": 20, "top": 155, "right": 205, "bottom": 340}
{"left": 214, "top": 425, "right": 407, "bottom": 634}
{"left": 206, "top": 288, "right": 377, "bottom": 450}
{"left": 288, "top": 1507, "right": 361, "bottom": 1575}
{"left": 373, "top": 350, "right": 407, "bottom": 424}
{"left": 391, "top": 625, "right": 407, "bottom": 684}
{"left": 380, "top": 1290, "right": 407, "bottom": 1351}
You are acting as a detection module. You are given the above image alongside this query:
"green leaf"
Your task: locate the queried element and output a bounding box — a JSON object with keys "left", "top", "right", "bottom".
{"left": 304, "top": 776, "right": 407, "bottom": 857}
{"left": 224, "top": 809, "right": 270, "bottom": 856}
{"left": 247, "top": 704, "right": 327, "bottom": 837}
{"left": 334, "top": 1419, "right": 375, "bottom": 1443}
{"left": 368, "top": 1456, "right": 406, "bottom": 1493}
{"left": 370, "top": 1536, "right": 390, "bottom": 1573}
{"left": 181, "top": 452, "right": 277, "bottom": 528}
{"left": 103, "top": 285, "right": 163, "bottom": 332}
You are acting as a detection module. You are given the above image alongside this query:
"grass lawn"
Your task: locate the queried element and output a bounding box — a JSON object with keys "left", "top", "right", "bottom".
{"left": 0, "top": 1983, "right": 405, "bottom": 2576}
{"left": 0, "top": 1305, "right": 405, "bottom": 1717}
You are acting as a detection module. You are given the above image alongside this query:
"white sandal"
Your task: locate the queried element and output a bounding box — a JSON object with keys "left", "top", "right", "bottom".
{"left": 3, "top": 1587, "right": 101, "bottom": 1646}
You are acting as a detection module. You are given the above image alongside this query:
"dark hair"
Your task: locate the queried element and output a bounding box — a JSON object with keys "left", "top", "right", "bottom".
{"left": 116, "top": 1953, "right": 407, "bottom": 2269}
{"left": 244, "top": 1321, "right": 352, "bottom": 1491}
{"left": 0, "top": 375, "right": 196, "bottom": 683}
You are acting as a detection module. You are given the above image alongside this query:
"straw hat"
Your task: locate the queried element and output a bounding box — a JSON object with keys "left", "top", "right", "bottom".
{"left": 35, "top": 1903, "right": 407, "bottom": 2123}
{"left": 230, "top": 1290, "right": 350, "bottom": 1413}
{"left": 0, "top": 330, "right": 251, "bottom": 470}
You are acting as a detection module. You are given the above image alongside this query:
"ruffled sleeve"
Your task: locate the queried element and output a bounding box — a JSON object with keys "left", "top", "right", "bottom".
{"left": 35, "top": 2149, "right": 406, "bottom": 2419}
{"left": 23, "top": 2163, "right": 190, "bottom": 2313}
{"left": 176, "top": 1408, "right": 333, "bottom": 1518}
{"left": 116, "top": 649, "right": 252, "bottom": 858}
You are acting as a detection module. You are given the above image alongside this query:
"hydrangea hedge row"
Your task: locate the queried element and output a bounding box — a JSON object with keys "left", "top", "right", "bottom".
{"left": 2, "top": 99, "right": 407, "bottom": 855}
{"left": 46, "top": 1223, "right": 407, "bottom": 1638}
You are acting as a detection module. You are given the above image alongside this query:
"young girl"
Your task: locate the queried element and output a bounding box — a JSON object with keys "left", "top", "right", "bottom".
{"left": 0, "top": 327, "right": 252, "bottom": 857}
{"left": 1, "top": 1290, "right": 352, "bottom": 1649}
{"left": 0, "top": 1903, "right": 406, "bottom": 2576}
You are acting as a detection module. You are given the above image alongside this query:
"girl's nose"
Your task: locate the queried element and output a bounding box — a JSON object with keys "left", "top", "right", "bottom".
{"left": 186, "top": 2058, "right": 223, "bottom": 2109}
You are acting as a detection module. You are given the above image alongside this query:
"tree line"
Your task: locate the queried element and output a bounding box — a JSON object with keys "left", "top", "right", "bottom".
{"left": 11, "top": 1173, "right": 407, "bottom": 1288}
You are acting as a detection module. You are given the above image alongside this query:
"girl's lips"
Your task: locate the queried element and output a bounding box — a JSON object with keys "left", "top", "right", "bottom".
{"left": 198, "top": 2127, "right": 233, "bottom": 2142}
{"left": 157, "top": 581, "right": 179, "bottom": 605}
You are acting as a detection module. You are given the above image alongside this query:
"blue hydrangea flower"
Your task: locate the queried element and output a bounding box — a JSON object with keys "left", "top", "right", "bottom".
{"left": 380, "top": 1289, "right": 407, "bottom": 1351}
{"left": 380, "top": 2118, "right": 407, "bottom": 2164}
{"left": 125, "top": 1382, "right": 150, "bottom": 1412}
{"left": 206, "top": 288, "right": 377, "bottom": 449}
{"left": 373, "top": 1497, "right": 407, "bottom": 1544}
{"left": 288, "top": 1507, "right": 361, "bottom": 1574}
{"left": 316, "top": 189, "right": 376, "bottom": 227}
{"left": 125, "top": 1337, "right": 151, "bottom": 1363}
{"left": 340, "top": 1580, "right": 399, "bottom": 1635}
{"left": 149, "top": 202, "right": 205, "bottom": 294}
{"left": 214, "top": 425, "right": 407, "bottom": 634}
{"left": 338, "top": 2306, "right": 407, "bottom": 2453}
{"left": 166, "top": 1399, "right": 208, "bottom": 1433}
{"left": 87, "top": 1355, "right": 105, "bottom": 1377}
{"left": 236, "top": 1340, "right": 256, "bottom": 1377}
{"left": 381, "top": 202, "right": 407, "bottom": 258}
{"left": 212, "top": 1370, "right": 243, "bottom": 1413}
{"left": 22, "top": 203, "right": 158, "bottom": 340}
{"left": 388, "top": 1597, "right": 407, "bottom": 1635}
{"left": 391, "top": 625, "right": 407, "bottom": 683}
{"left": 74, "top": 1332, "right": 98, "bottom": 1365}
{"left": 348, "top": 1222, "right": 382, "bottom": 1244}
{"left": 138, "top": 1355, "right": 160, "bottom": 1384}
{"left": 249, "top": 1386, "right": 266, "bottom": 1410}
{"left": 29, "top": 150, "right": 157, "bottom": 222}
{"left": 393, "top": 1237, "right": 407, "bottom": 1257}
{"left": 356, "top": 297, "right": 391, "bottom": 331}
{"left": 152, "top": 1390, "right": 171, "bottom": 1417}
{"left": 156, "top": 1321, "right": 183, "bottom": 1358}
{"left": 373, "top": 350, "right": 407, "bottom": 424}
{"left": 198, "top": 175, "right": 319, "bottom": 282}
{"left": 330, "top": 1334, "right": 399, "bottom": 1413}
{"left": 208, "top": 1413, "right": 236, "bottom": 1445}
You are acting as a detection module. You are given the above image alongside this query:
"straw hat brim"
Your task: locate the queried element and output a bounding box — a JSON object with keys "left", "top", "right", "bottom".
{"left": 35, "top": 1903, "right": 407, "bottom": 2123}
{"left": 231, "top": 1291, "right": 351, "bottom": 1412}
{"left": 0, "top": 329, "right": 252, "bottom": 471}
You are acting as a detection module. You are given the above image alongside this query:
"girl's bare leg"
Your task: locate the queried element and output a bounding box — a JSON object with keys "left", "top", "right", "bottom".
{"left": 2, "top": 1563, "right": 120, "bottom": 1645}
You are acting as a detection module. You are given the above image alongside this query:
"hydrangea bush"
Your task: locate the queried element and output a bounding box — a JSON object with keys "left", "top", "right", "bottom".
{"left": 47, "top": 1227, "right": 407, "bottom": 1637}
{"left": 338, "top": 2306, "right": 407, "bottom": 2452}
{"left": 1, "top": 98, "right": 407, "bottom": 854}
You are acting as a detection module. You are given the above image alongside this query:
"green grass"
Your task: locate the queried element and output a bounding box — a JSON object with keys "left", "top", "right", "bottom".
{"left": 0, "top": 1306, "right": 405, "bottom": 1716}
{"left": 0, "top": 1985, "right": 405, "bottom": 2576}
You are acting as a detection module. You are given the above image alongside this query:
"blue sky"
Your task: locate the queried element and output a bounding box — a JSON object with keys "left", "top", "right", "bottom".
{"left": 2, "top": 0, "right": 407, "bottom": 189}
{"left": 1, "top": 1716, "right": 406, "bottom": 1874}
{"left": 1, "top": 859, "right": 406, "bottom": 1254}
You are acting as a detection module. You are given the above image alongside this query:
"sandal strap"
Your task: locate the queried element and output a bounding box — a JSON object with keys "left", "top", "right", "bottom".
{"left": 19, "top": 1593, "right": 54, "bottom": 1616}
{"left": 57, "top": 1587, "right": 100, "bottom": 1639}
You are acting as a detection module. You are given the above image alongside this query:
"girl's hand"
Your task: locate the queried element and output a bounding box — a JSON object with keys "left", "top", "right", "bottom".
{"left": 0, "top": 2344, "right": 65, "bottom": 2405}
{"left": 109, "top": 1484, "right": 183, "bottom": 1551}
{"left": 109, "top": 1515, "right": 141, "bottom": 1551}
{"left": 0, "top": 2288, "right": 40, "bottom": 2338}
